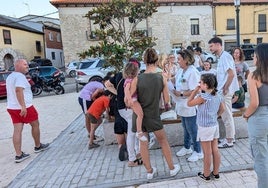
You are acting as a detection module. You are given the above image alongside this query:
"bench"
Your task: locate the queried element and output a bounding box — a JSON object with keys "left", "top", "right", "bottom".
{"left": 102, "top": 107, "right": 248, "bottom": 147}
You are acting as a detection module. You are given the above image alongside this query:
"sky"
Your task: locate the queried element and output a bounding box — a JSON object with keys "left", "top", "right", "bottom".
{"left": 0, "top": 0, "right": 59, "bottom": 19}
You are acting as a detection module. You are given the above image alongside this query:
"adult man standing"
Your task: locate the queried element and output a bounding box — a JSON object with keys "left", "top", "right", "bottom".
{"left": 208, "top": 37, "right": 239, "bottom": 148}
{"left": 6, "top": 59, "right": 49, "bottom": 163}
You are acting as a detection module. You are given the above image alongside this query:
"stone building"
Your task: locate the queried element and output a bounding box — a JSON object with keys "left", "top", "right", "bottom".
{"left": 50, "top": 0, "right": 268, "bottom": 65}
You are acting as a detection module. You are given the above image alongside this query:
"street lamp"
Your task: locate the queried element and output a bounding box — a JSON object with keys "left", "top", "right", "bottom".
{"left": 234, "top": 0, "right": 240, "bottom": 47}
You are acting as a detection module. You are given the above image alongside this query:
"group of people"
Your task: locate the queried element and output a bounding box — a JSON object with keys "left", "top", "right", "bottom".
{"left": 6, "top": 37, "right": 268, "bottom": 187}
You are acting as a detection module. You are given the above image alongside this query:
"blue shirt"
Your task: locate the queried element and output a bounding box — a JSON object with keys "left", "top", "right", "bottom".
{"left": 197, "top": 92, "right": 222, "bottom": 127}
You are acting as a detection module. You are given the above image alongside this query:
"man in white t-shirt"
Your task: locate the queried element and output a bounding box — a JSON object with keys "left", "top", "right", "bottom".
{"left": 208, "top": 37, "right": 239, "bottom": 148}
{"left": 6, "top": 59, "right": 49, "bottom": 163}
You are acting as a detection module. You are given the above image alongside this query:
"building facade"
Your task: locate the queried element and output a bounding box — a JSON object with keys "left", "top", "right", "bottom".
{"left": 214, "top": 0, "right": 268, "bottom": 50}
{"left": 50, "top": 0, "right": 268, "bottom": 65}
{"left": 0, "top": 15, "right": 44, "bottom": 70}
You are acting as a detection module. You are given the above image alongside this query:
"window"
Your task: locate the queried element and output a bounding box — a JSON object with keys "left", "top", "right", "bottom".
{"left": 56, "top": 33, "right": 61, "bottom": 42}
{"left": 227, "top": 19, "right": 235, "bottom": 30}
{"left": 190, "top": 19, "right": 199, "bottom": 35}
{"left": 257, "top": 37, "right": 263, "bottom": 44}
{"left": 243, "top": 39, "right": 250, "bottom": 44}
{"left": 49, "top": 32, "right": 54, "bottom": 41}
{"left": 36, "top": 41, "right": 41, "bottom": 52}
{"left": 3, "top": 30, "right": 12, "bottom": 44}
{"left": 258, "top": 14, "right": 267, "bottom": 32}
{"left": 51, "top": 52, "right": 55, "bottom": 60}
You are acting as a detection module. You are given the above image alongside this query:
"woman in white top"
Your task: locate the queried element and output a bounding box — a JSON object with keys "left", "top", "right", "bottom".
{"left": 171, "top": 49, "right": 203, "bottom": 162}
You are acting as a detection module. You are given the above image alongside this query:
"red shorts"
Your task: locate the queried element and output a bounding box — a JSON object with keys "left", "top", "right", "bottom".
{"left": 7, "top": 105, "right": 39, "bottom": 124}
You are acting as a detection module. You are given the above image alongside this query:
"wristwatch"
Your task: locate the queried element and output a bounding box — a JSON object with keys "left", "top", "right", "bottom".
{"left": 180, "top": 91, "right": 183, "bottom": 97}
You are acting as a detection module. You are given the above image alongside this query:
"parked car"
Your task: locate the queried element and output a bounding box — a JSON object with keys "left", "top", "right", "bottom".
{"left": 28, "top": 66, "right": 65, "bottom": 84}
{"left": 0, "top": 71, "right": 11, "bottom": 97}
{"left": 75, "top": 58, "right": 113, "bottom": 85}
{"left": 29, "top": 58, "right": 53, "bottom": 68}
{"left": 66, "top": 61, "right": 79, "bottom": 77}
{"left": 240, "top": 44, "right": 256, "bottom": 60}
{"left": 0, "top": 71, "right": 33, "bottom": 97}
{"left": 201, "top": 51, "right": 217, "bottom": 64}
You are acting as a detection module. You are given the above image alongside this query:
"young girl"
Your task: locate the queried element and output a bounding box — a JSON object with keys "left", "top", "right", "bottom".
{"left": 187, "top": 73, "right": 225, "bottom": 182}
{"left": 200, "top": 61, "right": 216, "bottom": 75}
{"left": 123, "top": 62, "right": 147, "bottom": 142}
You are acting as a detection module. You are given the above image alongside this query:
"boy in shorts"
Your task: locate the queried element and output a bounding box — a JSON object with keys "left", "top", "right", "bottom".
{"left": 87, "top": 90, "right": 113, "bottom": 149}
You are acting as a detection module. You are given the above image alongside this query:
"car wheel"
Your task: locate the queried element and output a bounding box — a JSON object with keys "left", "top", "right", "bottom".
{"left": 69, "top": 70, "right": 76, "bottom": 78}
{"left": 207, "top": 57, "right": 214, "bottom": 64}
{"left": 89, "top": 76, "right": 103, "bottom": 82}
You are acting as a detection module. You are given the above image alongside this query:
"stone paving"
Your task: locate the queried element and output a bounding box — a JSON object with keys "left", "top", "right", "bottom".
{"left": 8, "top": 113, "right": 255, "bottom": 188}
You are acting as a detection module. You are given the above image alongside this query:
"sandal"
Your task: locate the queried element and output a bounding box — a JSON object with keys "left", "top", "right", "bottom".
{"left": 134, "top": 158, "right": 143, "bottom": 165}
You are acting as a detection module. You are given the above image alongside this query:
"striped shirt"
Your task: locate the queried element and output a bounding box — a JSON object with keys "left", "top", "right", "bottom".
{"left": 197, "top": 92, "right": 222, "bottom": 127}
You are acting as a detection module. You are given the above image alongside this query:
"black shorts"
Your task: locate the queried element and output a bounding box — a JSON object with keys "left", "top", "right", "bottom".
{"left": 78, "top": 97, "right": 93, "bottom": 113}
{"left": 114, "top": 114, "right": 127, "bottom": 134}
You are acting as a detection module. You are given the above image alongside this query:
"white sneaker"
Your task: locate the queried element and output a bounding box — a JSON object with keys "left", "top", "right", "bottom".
{"left": 219, "top": 138, "right": 236, "bottom": 144}
{"left": 187, "top": 151, "right": 204, "bottom": 162}
{"left": 170, "top": 164, "right": 180, "bottom": 176}
{"left": 147, "top": 167, "right": 157, "bottom": 180}
{"left": 218, "top": 140, "right": 234, "bottom": 148}
{"left": 176, "top": 147, "right": 193, "bottom": 157}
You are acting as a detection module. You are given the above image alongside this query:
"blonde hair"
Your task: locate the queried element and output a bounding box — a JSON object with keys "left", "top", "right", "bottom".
{"left": 157, "top": 53, "right": 168, "bottom": 69}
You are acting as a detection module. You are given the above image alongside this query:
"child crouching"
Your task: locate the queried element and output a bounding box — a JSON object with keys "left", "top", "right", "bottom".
{"left": 87, "top": 90, "right": 113, "bottom": 149}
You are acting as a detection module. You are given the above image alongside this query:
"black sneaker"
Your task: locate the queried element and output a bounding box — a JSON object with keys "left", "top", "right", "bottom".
{"left": 34, "top": 143, "right": 50, "bottom": 153}
{"left": 88, "top": 143, "right": 100, "bottom": 150}
{"left": 15, "top": 152, "right": 30, "bottom": 163}
{"left": 210, "top": 172, "right": 220, "bottom": 180}
{"left": 198, "top": 172, "right": 211, "bottom": 182}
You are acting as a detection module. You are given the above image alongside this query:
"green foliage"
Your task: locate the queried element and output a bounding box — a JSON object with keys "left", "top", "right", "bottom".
{"left": 78, "top": 0, "right": 158, "bottom": 72}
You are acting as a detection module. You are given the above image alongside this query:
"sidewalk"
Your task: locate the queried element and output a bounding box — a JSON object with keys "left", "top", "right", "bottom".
{"left": 7, "top": 112, "right": 257, "bottom": 187}
{"left": 0, "top": 92, "right": 81, "bottom": 187}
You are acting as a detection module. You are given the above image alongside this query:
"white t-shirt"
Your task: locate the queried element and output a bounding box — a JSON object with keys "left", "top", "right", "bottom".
{"left": 216, "top": 51, "right": 239, "bottom": 95}
{"left": 193, "top": 55, "right": 202, "bottom": 68}
{"left": 201, "top": 68, "right": 217, "bottom": 75}
{"left": 6, "top": 72, "right": 33, "bottom": 109}
{"left": 174, "top": 65, "right": 200, "bottom": 117}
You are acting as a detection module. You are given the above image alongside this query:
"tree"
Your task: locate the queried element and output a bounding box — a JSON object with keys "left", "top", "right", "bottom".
{"left": 78, "top": 0, "right": 158, "bottom": 72}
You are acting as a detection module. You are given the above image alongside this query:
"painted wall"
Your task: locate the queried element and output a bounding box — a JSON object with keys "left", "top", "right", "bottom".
{"left": 0, "top": 26, "right": 44, "bottom": 60}
{"left": 215, "top": 4, "right": 268, "bottom": 49}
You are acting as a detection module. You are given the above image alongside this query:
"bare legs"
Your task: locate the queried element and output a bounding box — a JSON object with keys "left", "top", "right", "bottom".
{"left": 13, "top": 119, "right": 41, "bottom": 156}
{"left": 201, "top": 139, "right": 221, "bottom": 176}
{"left": 140, "top": 129, "right": 175, "bottom": 173}
{"left": 85, "top": 114, "right": 91, "bottom": 135}
{"left": 13, "top": 123, "right": 24, "bottom": 156}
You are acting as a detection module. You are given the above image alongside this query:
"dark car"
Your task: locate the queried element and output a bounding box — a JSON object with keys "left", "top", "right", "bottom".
{"left": 29, "top": 58, "right": 53, "bottom": 68}
{"left": 28, "top": 66, "right": 65, "bottom": 84}
{"left": 240, "top": 44, "right": 256, "bottom": 60}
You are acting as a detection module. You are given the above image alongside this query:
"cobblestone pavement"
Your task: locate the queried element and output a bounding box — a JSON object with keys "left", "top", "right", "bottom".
{"left": 7, "top": 60, "right": 257, "bottom": 187}
{"left": 8, "top": 113, "right": 256, "bottom": 188}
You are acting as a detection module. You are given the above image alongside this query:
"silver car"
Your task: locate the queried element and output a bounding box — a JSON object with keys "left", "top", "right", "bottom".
{"left": 75, "top": 58, "right": 113, "bottom": 85}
